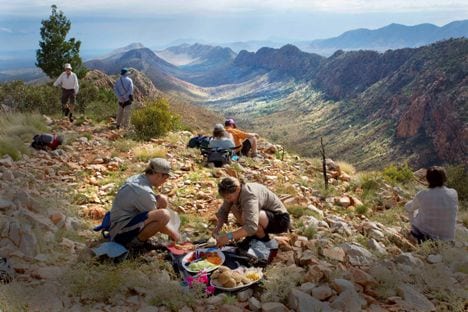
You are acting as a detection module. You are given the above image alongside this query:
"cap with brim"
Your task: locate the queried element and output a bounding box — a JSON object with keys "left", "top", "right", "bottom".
{"left": 224, "top": 119, "right": 236, "bottom": 127}
{"left": 121, "top": 68, "right": 129, "bottom": 75}
{"left": 214, "top": 123, "right": 224, "bottom": 131}
{"left": 147, "top": 158, "right": 173, "bottom": 176}
{"left": 64, "top": 63, "right": 72, "bottom": 70}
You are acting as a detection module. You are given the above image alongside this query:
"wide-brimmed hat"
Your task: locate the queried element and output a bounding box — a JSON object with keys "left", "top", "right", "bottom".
{"left": 64, "top": 63, "right": 72, "bottom": 70}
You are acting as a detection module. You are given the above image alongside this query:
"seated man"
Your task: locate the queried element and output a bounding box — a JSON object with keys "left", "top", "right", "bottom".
{"left": 224, "top": 119, "right": 259, "bottom": 157}
{"left": 212, "top": 177, "right": 290, "bottom": 247}
{"left": 405, "top": 166, "right": 458, "bottom": 243}
{"left": 109, "top": 158, "right": 180, "bottom": 247}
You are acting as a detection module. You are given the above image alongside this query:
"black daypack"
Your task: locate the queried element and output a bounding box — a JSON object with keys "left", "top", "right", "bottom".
{"left": 31, "top": 134, "right": 53, "bottom": 150}
{"left": 203, "top": 147, "right": 232, "bottom": 167}
{"left": 187, "top": 135, "right": 211, "bottom": 149}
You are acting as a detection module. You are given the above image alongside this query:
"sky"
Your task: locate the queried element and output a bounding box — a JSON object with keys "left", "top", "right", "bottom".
{"left": 0, "top": 0, "right": 467, "bottom": 55}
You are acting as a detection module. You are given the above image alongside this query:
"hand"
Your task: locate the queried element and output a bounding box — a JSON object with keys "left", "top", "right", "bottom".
{"left": 170, "top": 231, "right": 181, "bottom": 242}
{"left": 216, "top": 234, "right": 229, "bottom": 248}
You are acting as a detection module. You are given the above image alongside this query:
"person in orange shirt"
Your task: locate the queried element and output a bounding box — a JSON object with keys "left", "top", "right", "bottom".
{"left": 224, "top": 119, "right": 259, "bottom": 157}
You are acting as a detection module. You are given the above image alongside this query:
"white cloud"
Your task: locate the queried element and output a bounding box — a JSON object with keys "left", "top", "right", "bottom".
{"left": 1, "top": 0, "right": 468, "bottom": 16}
{"left": 0, "top": 27, "right": 13, "bottom": 33}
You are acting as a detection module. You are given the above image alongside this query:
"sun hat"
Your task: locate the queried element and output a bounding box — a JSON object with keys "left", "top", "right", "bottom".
{"left": 64, "top": 63, "right": 72, "bottom": 70}
{"left": 147, "top": 158, "right": 172, "bottom": 175}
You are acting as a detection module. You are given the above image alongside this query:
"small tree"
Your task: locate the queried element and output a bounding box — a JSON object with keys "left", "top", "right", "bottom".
{"left": 36, "top": 5, "right": 86, "bottom": 78}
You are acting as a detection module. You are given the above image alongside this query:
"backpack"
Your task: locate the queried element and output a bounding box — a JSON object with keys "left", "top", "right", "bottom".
{"left": 187, "top": 135, "right": 211, "bottom": 149}
{"left": 93, "top": 211, "right": 111, "bottom": 239}
{"left": 204, "top": 148, "right": 232, "bottom": 167}
{"left": 31, "top": 134, "right": 53, "bottom": 150}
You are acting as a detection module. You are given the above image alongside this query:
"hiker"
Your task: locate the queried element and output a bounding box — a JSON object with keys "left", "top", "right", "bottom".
{"left": 208, "top": 124, "right": 235, "bottom": 150}
{"left": 53, "top": 63, "right": 79, "bottom": 122}
{"left": 405, "top": 166, "right": 458, "bottom": 243}
{"left": 30, "top": 133, "right": 64, "bottom": 151}
{"left": 109, "top": 158, "right": 180, "bottom": 247}
{"left": 113, "top": 67, "right": 134, "bottom": 129}
{"left": 224, "top": 118, "right": 259, "bottom": 157}
{"left": 212, "top": 177, "right": 290, "bottom": 247}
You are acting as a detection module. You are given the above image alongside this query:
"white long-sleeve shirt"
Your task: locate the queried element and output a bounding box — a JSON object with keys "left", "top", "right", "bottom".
{"left": 53, "top": 71, "right": 79, "bottom": 94}
{"left": 405, "top": 186, "right": 458, "bottom": 240}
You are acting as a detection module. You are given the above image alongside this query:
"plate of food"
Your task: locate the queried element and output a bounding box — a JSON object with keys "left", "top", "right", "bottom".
{"left": 166, "top": 242, "right": 195, "bottom": 256}
{"left": 182, "top": 248, "right": 225, "bottom": 273}
{"left": 210, "top": 266, "right": 263, "bottom": 291}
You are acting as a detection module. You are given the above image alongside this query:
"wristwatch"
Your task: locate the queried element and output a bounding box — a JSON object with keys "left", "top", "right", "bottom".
{"left": 227, "top": 232, "right": 234, "bottom": 241}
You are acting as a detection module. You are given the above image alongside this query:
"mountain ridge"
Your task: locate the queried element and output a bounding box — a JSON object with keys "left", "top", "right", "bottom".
{"left": 302, "top": 20, "right": 468, "bottom": 55}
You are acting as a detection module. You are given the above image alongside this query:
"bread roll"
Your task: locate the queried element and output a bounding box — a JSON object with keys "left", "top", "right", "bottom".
{"left": 232, "top": 272, "right": 242, "bottom": 283}
{"left": 218, "top": 270, "right": 232, "bottom": 284}
{"left": 224, "top": 278, "right": 236, "bottom": 288}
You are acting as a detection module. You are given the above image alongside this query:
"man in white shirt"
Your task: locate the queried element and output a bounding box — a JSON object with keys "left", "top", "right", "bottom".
{"left": 405, "top": 166, "right": 458, "bottom": 242}
{"left": 53, "top": 63, "right": 79, "bottom": 122}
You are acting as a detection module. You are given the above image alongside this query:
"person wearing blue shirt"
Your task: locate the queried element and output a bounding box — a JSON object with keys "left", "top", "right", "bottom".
{"left": 113, "top": 68, "right": 134, "bottom": 129}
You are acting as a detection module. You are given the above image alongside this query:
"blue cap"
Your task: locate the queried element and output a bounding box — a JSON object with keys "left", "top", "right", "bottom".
{"left": 121, "top": 68, "right": 129, "bottom": 75}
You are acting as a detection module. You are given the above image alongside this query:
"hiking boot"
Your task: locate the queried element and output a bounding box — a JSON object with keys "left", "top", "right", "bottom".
{"left": 63, "top": 107, "right": 70, "bottom": 117}
{"left": 69, "top": 114, "right": 74, "bottom": 122}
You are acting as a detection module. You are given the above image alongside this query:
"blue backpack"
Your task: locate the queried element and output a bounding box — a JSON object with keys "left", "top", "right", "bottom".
{"left": 93, "top": 211, "right": 111, "bottom": 239}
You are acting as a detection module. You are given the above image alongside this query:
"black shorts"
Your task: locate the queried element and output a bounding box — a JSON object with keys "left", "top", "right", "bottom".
{"left": 265, "top": 211, "right": 290, "bottom": 234}
{"left": 113, "top": 212, "right": 149, "bottom": 245}
{"left": 410, "top": 225, "right": 432, "bottom": 244}
{"left": 241, "top": 139, "right": 251, "bottom": 156}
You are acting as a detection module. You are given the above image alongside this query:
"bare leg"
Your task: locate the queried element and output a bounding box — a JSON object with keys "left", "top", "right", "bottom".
{"left": 137, "top": 209, "right": 179, "bottom": 241}
{"left": 254, "top": 210, "right": 269, "bottom": 238}
{"left": 248, "top": 137, "right": 258, "bottom": 155}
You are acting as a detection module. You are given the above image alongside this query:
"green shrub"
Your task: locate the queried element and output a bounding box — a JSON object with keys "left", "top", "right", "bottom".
{"left": 0, "top": 112, "right": 47, "bottom": 160}
{"left": 131, "top": 97, "right": 180, "bottom": 140}
{"left": 261, "top": 264, "right": 304, "bottom": 302}
{"left": 0, "top": 81, "right": 60, "bottom": 114}
{"left": 355, "top": 204, "right": 369, "bottom": 215}
{"left": 382, "top": 163, "right": 413, "bottom": 184}
{"left": 76, "top": 80, "right": 116, "bottom": 118}
{"left": 446, "top": 165, "right": 467, "bottom": 203}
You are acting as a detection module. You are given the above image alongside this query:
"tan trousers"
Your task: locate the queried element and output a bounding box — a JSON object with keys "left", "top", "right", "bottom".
{"left": 116, "top": 103, "right": 132, "bottom": 128}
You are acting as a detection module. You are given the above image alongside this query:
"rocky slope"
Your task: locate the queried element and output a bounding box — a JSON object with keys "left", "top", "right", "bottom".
{"left": 0, "top": 116, "right": 466, "bottom": 311}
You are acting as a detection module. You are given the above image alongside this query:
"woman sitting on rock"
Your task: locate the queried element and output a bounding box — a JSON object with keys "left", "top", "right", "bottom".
{"left": 405, "top": 166, "right": 458, "bottom": 243}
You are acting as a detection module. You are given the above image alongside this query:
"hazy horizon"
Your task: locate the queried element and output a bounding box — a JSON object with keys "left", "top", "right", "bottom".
{"left": 1, "top": 1, "right": 467, "bottom": 53}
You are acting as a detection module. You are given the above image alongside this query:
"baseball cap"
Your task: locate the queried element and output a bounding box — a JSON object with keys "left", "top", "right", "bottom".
{"left": 121, "top": 67, "right": 129, "bottom": 75}
{"left": 214, "top": 123, "right": 224, "bottom": 131}
{"left": 224, "top": 119, "right": 236, "bottom": 127}
{"left": 147, "top": 158, "right": 172, "bottom": 175}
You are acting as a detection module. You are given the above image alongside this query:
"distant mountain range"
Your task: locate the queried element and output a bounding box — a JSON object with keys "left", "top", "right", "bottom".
{"left": 84, "top": 37, "right": 467, "bottom": 168}
{"left": 298, "top": 20, "right": 468, "bottom": 55}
